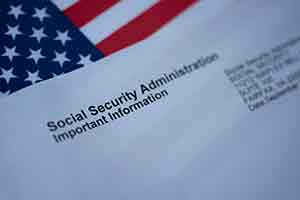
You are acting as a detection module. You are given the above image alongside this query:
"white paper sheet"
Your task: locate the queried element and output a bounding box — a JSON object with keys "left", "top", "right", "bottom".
{"left": 1, "top": 0, "right": 300, "bottom": 199}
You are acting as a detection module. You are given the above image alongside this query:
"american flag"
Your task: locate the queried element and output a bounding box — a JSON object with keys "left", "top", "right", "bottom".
{"left": 0, "top": 0, "right": 197, "bottom": 97}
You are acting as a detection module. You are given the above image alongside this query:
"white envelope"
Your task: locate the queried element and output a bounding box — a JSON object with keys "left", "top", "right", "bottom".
{"left": 1, "top": 0, "right": 300, "bottom": 199}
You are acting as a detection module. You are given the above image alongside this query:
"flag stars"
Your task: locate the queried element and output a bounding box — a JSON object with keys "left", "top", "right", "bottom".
{"left": 30, "top": 27, "right": 47, "bottom": 42}
{"left": 0, "top": 90, "right": 10, "bottom": 96}
{"left": 0, "top": 68, "right": 17, "bottom": 83}
{"left": 55, "top": 30, "right": 71, "bottom": 46}
{"left": 0, "top": 90, "right": 10, "bottom": 98}
{"left": 32, "top": 7, "right": 50, "bottom": 22}
{"left": 5, "top": 25, "right": 22, "bottom": 40}
{"left": 53, "top": 51, "right": 70, "bottom": 67}
{"left": 25, "top": 70, "right": 42, "bottom": 84}
{"left": 51, "top": 72, "right": 58, "bottom": 78}
{"left": 78, "top": 54, "right": 93, "bottom": 66}
{"left": 2, "top": 46, "right": 19, "bottom": 62}
{"left": 27, "top": 48, "right": 45, "bottom": 64}
{"left": 8, "top": 4, "right": 25, "bottom": 20}
{"left": 0, "top": 1, "right": 103, "bottom": 97}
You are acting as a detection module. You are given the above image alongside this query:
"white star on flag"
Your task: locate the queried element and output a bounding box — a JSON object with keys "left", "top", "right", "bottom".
{"left": 55, "top": 30, "right": 71, "bottom": 46}
{"left": 30, "top": 27, "right": 47, "bottom": 43}
{"left": 5, "top": 25, "right": 22, "bottom": 40}
{"left": 27, "top": 48, "right": 45, "bottom": 64}
{"left": 8, "top": 4, "right": 25, "bottom": 20}
{"left": 0, "top": 68, "right": 17, "bottom": 83}
{"left": 25, "top": 70, "right": 42, "bottom": 84}
{"left": 78, "top": 54, "right": 93, "bottom": 66}
{"left": 32, "top": 8, "right": 50, "bottom": 22}
{"left": 53, "top": 51, "right": 70, "bottom": 67}
{"left": 51, "top": 72, "right": 59, "bottom": 78}
{"left": 0, "top": 90, "right": 10, "bottom": 97}
{"left": 2, "top": 46, "right": 19, "bottom": 62}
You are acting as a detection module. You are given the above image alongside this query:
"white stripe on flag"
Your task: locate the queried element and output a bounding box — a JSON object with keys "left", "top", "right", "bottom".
{"left": 52, "top": 0, "right": 79, "bottom": 10}
{"left": 80, "top": 0, "right": 157, "bottom": 44}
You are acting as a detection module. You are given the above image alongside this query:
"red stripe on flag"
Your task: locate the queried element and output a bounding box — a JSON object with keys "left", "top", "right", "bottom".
{"left": 96, "top": 0, "right": 198, "bottom": 56}
{"left": 64, "top": 0, "right": 120, "bottom": 28}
